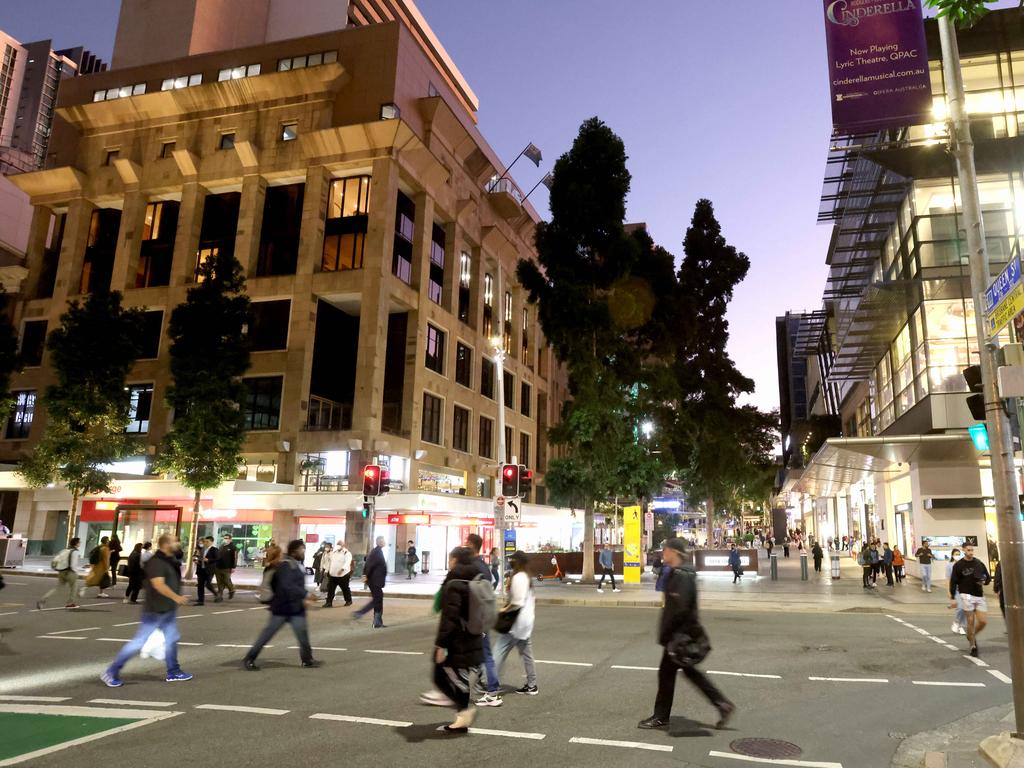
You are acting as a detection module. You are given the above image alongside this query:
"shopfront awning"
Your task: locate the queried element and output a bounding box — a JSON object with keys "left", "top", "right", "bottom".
{"left": 794, "top": 434, "right": 978, "bottom": 497}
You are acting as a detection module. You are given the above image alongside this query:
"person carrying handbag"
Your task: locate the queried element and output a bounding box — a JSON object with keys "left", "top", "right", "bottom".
{"left": 638, "top": 538, "right": 734, "bottom": 731}
{"left": 491, "top": 550, "right": 538, "bottom": 695}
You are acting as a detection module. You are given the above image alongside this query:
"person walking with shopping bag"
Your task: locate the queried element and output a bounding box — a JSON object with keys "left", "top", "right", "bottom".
{"left": 101, "top": 534, "right": 192, "bottom": 687}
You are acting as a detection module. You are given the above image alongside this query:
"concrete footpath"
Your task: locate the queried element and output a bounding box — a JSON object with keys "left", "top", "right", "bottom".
{"left": 893, "top": 703, "right": 1023, "bottom": 768}
{"left": 3, "top": 550, "right": 960, "bottom": 614}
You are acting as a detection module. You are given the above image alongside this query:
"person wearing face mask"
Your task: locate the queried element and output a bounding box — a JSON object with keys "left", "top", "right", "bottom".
{"left": 949, "top": 543, "right": 991, "bottom": 657}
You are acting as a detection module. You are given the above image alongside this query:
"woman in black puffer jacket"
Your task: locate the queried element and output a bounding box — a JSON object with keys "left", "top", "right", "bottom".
{"left": 432, "top": 546, "right": 485, "bottom": 732}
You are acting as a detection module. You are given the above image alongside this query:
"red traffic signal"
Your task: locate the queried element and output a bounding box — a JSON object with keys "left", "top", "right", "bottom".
{"left": 519, "top": 465, "right": 533, "bottom": 499}
{"left": 362, "top": 464, "right": 382, "bottom": 496}
{"left": 500, "top": 463, "right": 520, "bottom": 497}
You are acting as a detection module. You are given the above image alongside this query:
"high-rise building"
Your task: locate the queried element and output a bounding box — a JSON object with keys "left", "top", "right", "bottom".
{"left": 5, "top": 1, "right": 571, "bottom": 561}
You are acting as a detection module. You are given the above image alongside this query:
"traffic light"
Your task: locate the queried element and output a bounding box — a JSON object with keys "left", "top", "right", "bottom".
{"left": 379, "top": 467, "right": 391, "bottom": 496}
{"left": 963, "top": 365, "right": 985, "bottom": 421}
{"left": 362, "top": 464, "right": 382, "bottom": 496}
{"left": 361, "top": 500, "right": 372, "bottom": 519}
{"left": 518, "top": 465, "right": 533, "bottom": 499}
{"left": 500, "top": 463, "right": 520, "bottom": 497}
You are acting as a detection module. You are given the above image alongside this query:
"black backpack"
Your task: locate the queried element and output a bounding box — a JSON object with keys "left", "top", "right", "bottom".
{"left": 89, "top": 546, "right": 101, "bottom": 565}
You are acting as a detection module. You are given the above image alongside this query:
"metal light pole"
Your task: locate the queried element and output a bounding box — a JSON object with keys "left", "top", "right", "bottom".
{"left": 938, "top": 16, "right": 1024, "bottom": 738}
{"left": 493, "top": 268, "right": 508, "bottom": 594}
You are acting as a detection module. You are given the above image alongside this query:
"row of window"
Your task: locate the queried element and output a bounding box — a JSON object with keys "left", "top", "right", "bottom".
{"left": 424, "top": 327, "right": 532, "bottom": 416}
{"left": 92, "top": 83, "right": 146, "bottom": 102}
{"left": 421, "top": 392, "right": 533, "bottom": 465}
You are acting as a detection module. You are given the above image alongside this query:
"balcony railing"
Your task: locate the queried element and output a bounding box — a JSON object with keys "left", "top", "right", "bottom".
{"left": 305, "top": 395, "right": 352, "bottom": 431}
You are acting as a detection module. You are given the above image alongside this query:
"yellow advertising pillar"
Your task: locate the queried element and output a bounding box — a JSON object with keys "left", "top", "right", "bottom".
{"left": 624, "top": 505, "right": 642, "bottom": 584}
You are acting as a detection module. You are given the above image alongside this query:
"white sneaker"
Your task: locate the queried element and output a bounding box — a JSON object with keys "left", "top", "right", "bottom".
{"left": 419, "top": 689, "right": 455, "bottom": 707}
{"left": 951, "top": 622, "right": 959, "bottom": 634}
{"left": 613, "top": 589, "right": 621, "bottom": 593}
{"left": 475, "top": 693, "right": 503, "bottom": 707}
{"left": 98, "top": 592, "right": 111, "bottom": 598}
{"left": 596, "top": 588, "right": 604, "bottom": 593}
{"left": 955, "top": 625, "right": 967, "bottom": 635}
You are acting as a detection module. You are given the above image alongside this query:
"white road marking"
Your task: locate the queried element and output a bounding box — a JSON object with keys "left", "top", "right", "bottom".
{"left": 3, "top": 582, "right": 27, "bottom": 586}
{"left": 32, "top": 606, "right": 74, "bottom": 613}
{"left": 902, "top": 623, "right": 919, "bottom": 630}
{"left": 434, "top": 725, "right": 545, "bottom": 740}
{"left": 177, "top": 614, "right": 203, "bottom": 619}
{"left": 89, "top": 698, "right": 177, "bottom": 707}
{"left": 0, "top": 612, "right": 17, "bottom": 617}
{"left": 216, "top": 644, "right": 262, "bottom": 649}
{"left": 46, "top": 627, "right": 100, "bottom": 635}
{"left": 534, "top": 659, "right": 593, "bottom": 667}
{"left": 212, "top": 609, "right": 244, "bottom": 615}
{"left": 291, "top": 646, "right": 347, "bottom": 652}
{"left": 611, "top": 665, "right": 658, "bottom": 671}
{"left": 311, "top": 712, "right": 411, "bottom": 727}
{"left": 249, "top": 607, "right": 265, "bottom": 611}
{"left": 913, "top": 628, "right": 931, "bottom": 636}
{"left": 708, "top": 750, "right": 843, "bottom": 767}
{"left": 988, "top": 669, "right": 1013, "bottom": 684}
{"left": 94, "top": 638, "right": 132, "bottom": 642}
{"left": 708, "top": 670, "right": 782, "bottom": 679}
{"left": 570, "top": 736, "right": 672, "bottom": 753}
{"left": 0, "top": 695, "right": 71, "bottom": 702}
{"left": 808, "top": 677, "right": 887, "bottom": 683}
{"left": 178, "top": 642, "right": 203, "bottom": 646}
{"left": 929, "top": 636, "right": 947, "bottom": 645}
{"left": 363, "top": 649, "right": 422, "bottom": 656}
{"left": 114, "top": 621, "right": 140, "bottom": 627}
{"left": 911, "top": 681, "right": 985, "bottom": 687}
{"left": 0, "top": 703, "right": 178, "bottom": 719}
{"left": 942, "top": 644, "right": 959, "bottom": 650}
{"left": 36, "top": 635, "right": 86, "bottom": 640}
{"left": 964, "top": 655, "right": 990, "bottom": 668}
{"left": 195, "top": 704, "right": 288, "bottom": 716}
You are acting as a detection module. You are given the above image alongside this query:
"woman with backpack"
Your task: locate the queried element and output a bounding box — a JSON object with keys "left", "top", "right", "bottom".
{"left": 81, "top": 536, "right": 112, "bottom": 599}
{"left": 123, "top": 542, "right": 145, "bottom": 604}
{"left": 429, "top": 546, "right": 485, "bottom": 733}
{"left": 492, "top": 550, "right": 538, "bottom": 695}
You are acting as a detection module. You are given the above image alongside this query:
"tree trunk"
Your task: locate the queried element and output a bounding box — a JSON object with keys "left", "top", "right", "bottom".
{"left": 183, "top": 488, "right": 201, "bottom": 581}
{"left": 582, "top": 500, "right": 595, "bottom": 582}
{"left": 706, "top": 497, "right": 715, "bottom": 548}
{"left": 66, "top": 489, "right": 80, "bottom": 548}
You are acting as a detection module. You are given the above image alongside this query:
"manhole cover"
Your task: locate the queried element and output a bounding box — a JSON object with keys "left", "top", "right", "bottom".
{"left": 730, "top": 739, "right": 804, "bottom": 759}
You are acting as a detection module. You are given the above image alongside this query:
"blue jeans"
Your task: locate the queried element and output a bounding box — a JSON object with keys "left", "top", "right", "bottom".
{"left": 107, "top": 610, "right": 180, "bottom": 677}
{"left": 482, "top": 633, "right": 498, "bottom": 692}
{"left": 920, "top": 563, "right": 932, "bottom": 590}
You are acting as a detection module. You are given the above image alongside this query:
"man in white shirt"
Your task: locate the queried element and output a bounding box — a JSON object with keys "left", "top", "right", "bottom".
{"left": 37, "top": 537, "right": 83, "bottom": 610}
{"left": 323, "top": 541, "right": 353, "bottom": 607}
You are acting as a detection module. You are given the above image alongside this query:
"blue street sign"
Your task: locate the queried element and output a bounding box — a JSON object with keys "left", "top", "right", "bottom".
{"left": 984, "top": 255, "right": 1022, "bottom": 314}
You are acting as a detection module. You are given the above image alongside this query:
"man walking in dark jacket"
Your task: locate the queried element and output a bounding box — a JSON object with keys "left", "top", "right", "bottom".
{"left": 354, "top": 536, "right": 387, "bottom": 628}
{"left": 243, "top": 540, "right": 320, "bottom": 669}
{"left": 215, "top": 533, "right": 238, "bottom": 599}
{"left": 195, "top": 537, "right": 219, "bottom": 605}
{"left": 638, "top": 538, "right": 734, "bottom": 731}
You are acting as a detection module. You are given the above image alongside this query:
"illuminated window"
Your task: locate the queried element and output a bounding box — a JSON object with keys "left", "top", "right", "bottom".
{"left": 5, "top": 391, "right": 35, "bottom": 440}
{"left": 160, "top": 73, "right": 201, "bottom": 91}
{"left": 458, "top": 251, "right": 472, "bottom": 323}
{"left": 280, "top": 122, "right": 298, "bottom": 142}
{"left": 392, "top": 192, "right": 414, "bottom": 284}
{"left": 242, "top": 376, "right": 283, "bottom": 430}
{"left": 125, "top": 383, "right": 153, "bottom": 434}
{"left": 217, "top": 63, "right": 261, "bottom": 81}
{"left": 482, "top": 273, "right": 493, "bottom": 336}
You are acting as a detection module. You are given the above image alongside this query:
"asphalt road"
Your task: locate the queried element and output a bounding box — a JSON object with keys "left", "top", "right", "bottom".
{"left": 0, "top": 576, "right": 1013, "bottom": 768}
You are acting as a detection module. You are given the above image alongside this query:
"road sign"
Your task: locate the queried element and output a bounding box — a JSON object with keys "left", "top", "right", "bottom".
{"left": 984, "top": 255, "right": 1024, "bottom": 339}
{"left": 644, "top": 511, "right": 654, "bottom": 530}
{"left": 503, "top": 500, "right": 521, "bottom": 524}
{"left": 495, "top": 496, "right": 505, "bottom": 507}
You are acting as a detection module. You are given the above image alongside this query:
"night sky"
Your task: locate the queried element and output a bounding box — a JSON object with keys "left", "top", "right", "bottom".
{"left": 3, "top": 1, "right": 1016, "bottom": 414}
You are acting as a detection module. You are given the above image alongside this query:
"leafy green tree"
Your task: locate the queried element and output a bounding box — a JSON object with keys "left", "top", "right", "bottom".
{"left": 20, "top": 292, "right": 142, "bottom": 544}
{"left": 925, "top": 0, "right": 995, "bottom": 28}
{"left": 154, "top": 250, "right": 250, "bottom": 578}
{"left": 519, "top": 117, "right": 674, "bottom": 580}
{"left": 670, "top": 200, "right": 776, "bottom": 544}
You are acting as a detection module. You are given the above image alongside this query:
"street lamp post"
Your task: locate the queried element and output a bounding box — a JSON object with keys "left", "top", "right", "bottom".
{"left": 492, "top": 269, "right": 509, "bottom": 594}
{"left": 938, "top": 15, "right": 1024, "bottom": 738}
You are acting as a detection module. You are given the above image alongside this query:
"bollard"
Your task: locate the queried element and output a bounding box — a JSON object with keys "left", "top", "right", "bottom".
{"left": 830, "top": 554, "right": 841, "bottom": 579}
{"left": 770, "top": 553, "right": 778, "bottom": 580}
{"left": 800, "top": 553, "right": 809, "bottom": 581}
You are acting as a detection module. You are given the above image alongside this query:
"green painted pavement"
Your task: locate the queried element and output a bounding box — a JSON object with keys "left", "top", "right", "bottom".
{"left": 0, "top": 712, "right": 139, "bottom": 761}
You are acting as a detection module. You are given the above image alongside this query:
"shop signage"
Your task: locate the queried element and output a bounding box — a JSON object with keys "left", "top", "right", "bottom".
{"left": 984, "top": 255, "right": 1024, "bottom": 339}
{"left": 623, "top": 505, "right": 642, "bottom": 584}
{"left": 702, "top": 555, "right": 752, "bottom": 568}
{"left": 821, "top": 0, "right": 932, "bottom": 132}
{"left": 387, "top": 513, "right": 431, "bottom": 525}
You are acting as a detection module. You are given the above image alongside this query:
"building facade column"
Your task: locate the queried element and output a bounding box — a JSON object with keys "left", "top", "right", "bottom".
{"left": 52, "top": 197, "right": 96, "bottom": 304}
{"left": 170, "top": 181, "right": 206, "bottom": 286}
{"left": 111, "top": 188, "right": 148, "bottom": 292}
{"left": 296, "top": 165, "right": 329, "bottom": 276}
{"left": 234, "top": 174, "right": 267, "bottom": 277}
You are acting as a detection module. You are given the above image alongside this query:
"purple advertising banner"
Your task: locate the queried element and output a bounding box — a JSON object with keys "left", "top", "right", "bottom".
{"left": 823, "top": 0, "right": 933, "bottom": 133}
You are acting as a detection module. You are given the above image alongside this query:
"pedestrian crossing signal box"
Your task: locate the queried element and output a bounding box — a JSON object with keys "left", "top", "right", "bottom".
{"left": 361, "top": 464, "right": 389, "bottom": 496}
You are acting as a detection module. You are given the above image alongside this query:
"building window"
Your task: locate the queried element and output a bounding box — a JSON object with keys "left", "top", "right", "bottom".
{"left": 280, "top": 122, "right": 298, "bottom": 142}
{"left": 425, "top": 324, "right": 446, "bottom": 374}
{"left": 242, "top": 376, "right": 283, "bottom": 430}
{"left": 453, "top": 405, "right": 470, "bottom": 452}
{"left": 421, "top": 392, "right": 442, "bottom": 445}
{"left": 503, "top": 371, "right": 514, "bottom": 409}
{"left": 479, "top": 415, "right": 493, "bottom": 459}
{"left": 104, "top": 149, "right": 119, "bottom": 166}
{"left": 160, "top": 140, "right": 176, "bottom": 158}
{"left": 520, "top": 432, "right": 531, "bottom": 468}
{"left": 380, "top": 102, "right": 400, "bottom": 120}
{"left": 458, "top": 251, "right": 472, "bottom": 324}
{"left": 257, "top": 183, "right": 304, "bottom": 276}
{"left": 219, "top": 132, "right": 236, "bottom": 150}
{"left": 160, "top": 73, "right": 202, "bottom": 91}
{"left": 481, "top": 357, "right": 495, "bottom": 399}
{"left": 136, "top": 201, "right": 180, "bottom": 288}
{"left": 217, "top": 63, "right": 261, "bottom": 81}
{"left": 277, "top": 49, "right": 338, "bottom": 72}
{"left": 249, "top": 299, "right": 290, "bottom": 351}
{"left": 504, "top": 425, "right": 513, "bottom": 464}
{"left": 196, "top": 191, "right": 241, "bottom": 281}
{"left": 503, "top": 291, "right": 513, "bottom": 354}
{"left": 80, "top": 208, "right": 122, "bottom": 294}
{"left": 138, "top": 311, "right": 163, "bottom": 359}
{"left": 455, "top": 343, "right": 472, "bottom": 388}
{"left": 5, "top": 391, "right": 35, "bottom": 440}
{"left": 521, "top": 308, "right": 530, "bottom": 366}
{"left": 521, "top": 382, "right": 531, "bottom": 417}
{"left": 322, "top": 176, "right": 370, "bottom": 272}
{"left": 428, "top": 223, "right": 446, "bottom": 305}
{"left": 482, "top": 274, "right": 494, "bottom": 337}
{"left": 125, "top": 383, "right": 154, "bottom": 434}
{"left": 93, "top": 83, "right": 146, "bottom": 102}
{"left": 20, "top": 320, "right": 47, "bottom": 367}
{"left": 392, "top": 191, "right": 414, "bottom": 284}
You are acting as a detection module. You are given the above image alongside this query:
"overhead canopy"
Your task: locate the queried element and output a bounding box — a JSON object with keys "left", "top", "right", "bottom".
{"left": 793, "top": 434, "right": 978, "bottom": 498}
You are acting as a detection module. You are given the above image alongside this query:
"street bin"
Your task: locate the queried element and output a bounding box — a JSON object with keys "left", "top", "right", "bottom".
{"left": 800, "top": 553, "right": 808, "bottom": 581}
{"left": 830, "top": 555, "right": 841, "bottom": 579}
{"left": 770, "top": 553, "right": 778, "bottom": 580}
{"left": 421, "top": 551, "right": 430, "bottom": 574}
